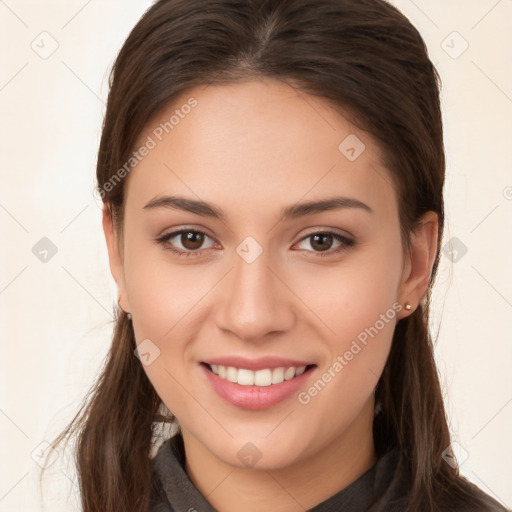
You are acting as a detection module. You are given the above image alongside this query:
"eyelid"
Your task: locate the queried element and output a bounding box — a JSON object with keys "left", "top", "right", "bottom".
{"left": 297, "top": 226, "right": 355, "bottom": 240}
{"left": 156, "top": 224, "right": 216, "bottom": 239}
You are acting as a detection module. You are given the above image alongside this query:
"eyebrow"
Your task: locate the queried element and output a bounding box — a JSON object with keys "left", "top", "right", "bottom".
{"left": 143, "top": 194, "right": 373, "bottom": 221}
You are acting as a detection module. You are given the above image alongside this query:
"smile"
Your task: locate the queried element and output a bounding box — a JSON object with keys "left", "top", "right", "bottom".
{"left": 208, "top": 364, "right": 307, "bottom": 386}
{"left": 201, "top": 358, "right": 316, "bottom": 410}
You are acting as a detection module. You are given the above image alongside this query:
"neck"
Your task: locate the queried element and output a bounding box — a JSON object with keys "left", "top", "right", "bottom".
{"left": 182, "top": 399, "right": 377, "bottom": 512}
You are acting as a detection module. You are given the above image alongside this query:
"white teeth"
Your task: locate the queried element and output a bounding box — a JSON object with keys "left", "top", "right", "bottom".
{"left": 295, "top": 365, "right": 306, "bottom": 376}
{"left": 209, "top": 364, "right": 308, "bottom": 386}
{"left": 237, "top": 369, "right": 254, "bottom": 386}
{"left": 226, "top": 366, "right": 238, "bottom": 383}
{"left": 254, "top": 369, "right": 272, "bottom": 386}
{"left": 284, "top": 367, "right": 296, "bottom": 380}
{"left": 271, "top": 367, "right": 285, "bottom": 384}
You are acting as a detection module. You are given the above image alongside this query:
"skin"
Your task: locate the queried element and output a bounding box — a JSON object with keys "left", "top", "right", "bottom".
{"left": 103, "top": 79, "right": 438, "bottom": 511}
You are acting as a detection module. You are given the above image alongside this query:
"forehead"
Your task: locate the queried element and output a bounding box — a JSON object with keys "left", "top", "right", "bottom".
{"left": 125, "top": 79, "right": 398, "bottom": 221}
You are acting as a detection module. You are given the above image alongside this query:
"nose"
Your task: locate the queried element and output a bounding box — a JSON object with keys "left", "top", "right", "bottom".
{"left": 214, "top": 248, "right": 296, "bottom": 342}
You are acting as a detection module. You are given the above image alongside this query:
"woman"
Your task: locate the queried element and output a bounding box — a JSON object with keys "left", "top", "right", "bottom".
{"left": 48, "top": 0, "right": 510, "bottom": 511}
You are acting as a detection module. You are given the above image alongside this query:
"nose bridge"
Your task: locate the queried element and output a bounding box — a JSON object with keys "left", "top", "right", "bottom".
{"left": 214, "top": 246, "right": 295, "bottom": 341}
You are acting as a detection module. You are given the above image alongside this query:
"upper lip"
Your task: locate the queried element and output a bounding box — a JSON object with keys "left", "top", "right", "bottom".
{"left": 202, "top": 356, "right": 314, "bottom": 371}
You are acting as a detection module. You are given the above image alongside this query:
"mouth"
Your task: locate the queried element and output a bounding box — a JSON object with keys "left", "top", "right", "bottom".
{"left": 202, "top": 362, "right": 316, "bottom": 386}
{"left": 200, "top": 359, "right": 317, "bottom": 410}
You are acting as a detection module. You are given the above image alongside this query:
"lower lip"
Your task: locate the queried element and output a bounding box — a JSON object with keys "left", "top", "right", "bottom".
{"left": 201, "top": 364, "right": 314, "bottom": 410}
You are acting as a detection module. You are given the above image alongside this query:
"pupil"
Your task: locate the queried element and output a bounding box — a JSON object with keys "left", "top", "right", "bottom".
{"left": 182, "top": 231, "right": 204, "bottom": 250}
{"left": 311, "top": 233, "right": 332, "bottom": 252}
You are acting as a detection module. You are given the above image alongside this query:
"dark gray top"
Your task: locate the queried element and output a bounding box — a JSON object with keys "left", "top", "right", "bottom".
{"left": 150, "top": 434, "right": 509, "bottom": 512}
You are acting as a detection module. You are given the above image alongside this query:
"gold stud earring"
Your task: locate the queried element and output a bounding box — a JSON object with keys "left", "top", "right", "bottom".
{"left": 405, "top": 303, "right": 413, "bottom": 310}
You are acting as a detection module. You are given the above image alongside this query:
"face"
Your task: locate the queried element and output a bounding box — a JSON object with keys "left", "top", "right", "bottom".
{"left": 105, "top": 79, "right": 432, "bottom": 471}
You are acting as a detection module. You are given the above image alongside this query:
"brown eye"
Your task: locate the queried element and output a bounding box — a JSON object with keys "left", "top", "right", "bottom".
{"left": 181, "top": 231, "right": 205, "bottom": 250}
{"left": 310, "top": 233, "right": 334, "bottom": 252}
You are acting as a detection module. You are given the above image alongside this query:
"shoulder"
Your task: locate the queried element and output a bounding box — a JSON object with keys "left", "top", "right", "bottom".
{"left": 455, "top": 492, "right": 510, "bottom": 512}
{"left": 454, "top": 478, "right": 510, "bottom": 512}
{"left": 384, "top": 452, "right": 509, "bottom": 512}
{"left": 436, "top": 479, "right": 510, "bottom": 512}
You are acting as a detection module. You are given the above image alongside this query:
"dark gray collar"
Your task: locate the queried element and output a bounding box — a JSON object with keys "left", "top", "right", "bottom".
{"left": 150, "top": 433, "right": 407, "bottom": 512}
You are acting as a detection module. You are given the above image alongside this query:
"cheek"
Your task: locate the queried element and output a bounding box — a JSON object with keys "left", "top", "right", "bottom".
{"left": 295, "top": 300, "right": 397, "bottom": 451}
{"left": 123, "top": 241, "right": 220, "bottom": 412}
{"left": 293, "top": 233, "right": 402, "bottom": 410}
{"left": 123, "top": 235, "right": 212, "bottom": 340}
{"left": 294, "top": 231, "right": 403, "bottom": 345}
{"left": 123, "top": 250, "right": 210, "bottom": 417}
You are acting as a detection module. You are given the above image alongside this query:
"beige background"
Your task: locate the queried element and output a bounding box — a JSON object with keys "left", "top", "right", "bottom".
{"left": 0, "top": 1, "right": 511, "bottom": 510}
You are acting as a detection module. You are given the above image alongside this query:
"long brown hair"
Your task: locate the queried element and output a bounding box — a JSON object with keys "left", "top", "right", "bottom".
{"left": 45, "top": 0, "right": 501, "bottom": 510}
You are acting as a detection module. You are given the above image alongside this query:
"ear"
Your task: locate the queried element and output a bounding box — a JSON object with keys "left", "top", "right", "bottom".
{"left": 397, "top": 211, "right": 438, "bottom": 319}
{"left": 102, "top": 207, "right": 131, "bottom": 313}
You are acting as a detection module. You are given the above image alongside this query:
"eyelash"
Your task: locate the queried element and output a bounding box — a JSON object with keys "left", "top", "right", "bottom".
{"left": 155, "top": 229, "right": 355, "bottom": 259}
